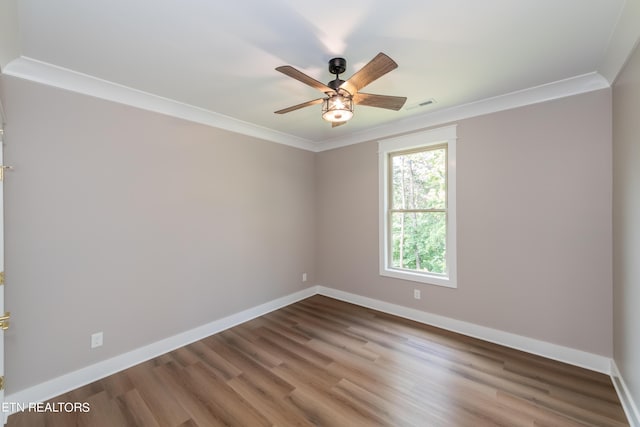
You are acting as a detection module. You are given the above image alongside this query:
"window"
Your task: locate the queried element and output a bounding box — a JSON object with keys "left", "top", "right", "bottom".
{"left": 379, "top": 125, "right": 457, "bottom": 288}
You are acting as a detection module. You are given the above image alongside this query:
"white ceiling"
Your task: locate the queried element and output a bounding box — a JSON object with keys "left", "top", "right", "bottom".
{"left": 2, "top": 0, "right": 639, "bottom": 150}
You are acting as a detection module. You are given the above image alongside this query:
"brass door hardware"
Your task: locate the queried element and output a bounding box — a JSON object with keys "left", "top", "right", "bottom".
{"left": 0, "top": 165, "right": 14, "bottom": 182}
{"left": 0, "top": 312, "right": 10, "bottom": 330}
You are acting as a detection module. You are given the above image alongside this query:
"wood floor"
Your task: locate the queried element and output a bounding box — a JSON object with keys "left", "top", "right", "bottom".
{"left": 7, "top": 295, "right": 628, "bottom": 426}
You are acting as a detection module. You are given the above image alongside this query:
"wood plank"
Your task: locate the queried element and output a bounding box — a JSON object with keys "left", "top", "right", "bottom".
{"left": 227, "top": 373, "right": 316, "bottom": 427}
{"left": 123, "top": 361, "right": 192, "bottom": 427}
{"left": 115, "top": 388, "right": 161, "bottom": 427}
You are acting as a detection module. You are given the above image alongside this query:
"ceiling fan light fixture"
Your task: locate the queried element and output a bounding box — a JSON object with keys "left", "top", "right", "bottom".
{"left": 322, "top": 93, "right": 353, "bottom": 123}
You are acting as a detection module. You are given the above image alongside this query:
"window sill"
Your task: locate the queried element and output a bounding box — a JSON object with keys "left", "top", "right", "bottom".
{"left": 380, "top": 267, "right": 457, "bottom": 288}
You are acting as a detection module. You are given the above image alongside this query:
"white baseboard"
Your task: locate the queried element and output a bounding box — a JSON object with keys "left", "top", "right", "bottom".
{"left": 611, "top": 360, "right": 640, "bottom": 427}
{"left": 4, "top": 284, "right": 620, "bottom": 422}
{"left": 316, "top": 286, "right": 612, "bottom": 374}
{"left": 3, "top": 286, "right": 318, "bottom": 418}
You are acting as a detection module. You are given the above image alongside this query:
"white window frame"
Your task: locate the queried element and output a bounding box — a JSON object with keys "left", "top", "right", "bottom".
{"left": 378, "top": 125, "right": 457, "bottom": 288}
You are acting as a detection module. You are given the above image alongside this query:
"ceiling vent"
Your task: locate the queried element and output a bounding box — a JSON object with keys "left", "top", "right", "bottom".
{"left": 406, "top": 98, "right": 437, "bottom": 110}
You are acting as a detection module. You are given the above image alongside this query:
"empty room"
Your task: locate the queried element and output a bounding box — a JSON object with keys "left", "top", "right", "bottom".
{"left": 0, "top": 1, "right": 639, "bottom": 426}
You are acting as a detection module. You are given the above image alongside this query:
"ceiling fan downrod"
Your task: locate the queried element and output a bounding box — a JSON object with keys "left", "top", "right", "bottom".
{"left": 327, "top": 57, "right": 347, "bottom": 91}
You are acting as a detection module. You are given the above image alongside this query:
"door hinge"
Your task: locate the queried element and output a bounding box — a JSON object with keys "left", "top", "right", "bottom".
{"left": 0, "top": 165, "right": 14, "bottom": 182}
{"left": 0, "top": 376, "right": 4, "bottom": 391}
{"left": 0, "top": 312, "right": 10, "bottom": 331}
{"left": 0, "top": 271, "right": 3, "bottom": 285}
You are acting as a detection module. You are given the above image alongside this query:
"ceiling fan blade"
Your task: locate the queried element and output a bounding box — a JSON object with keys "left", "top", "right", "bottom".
{"left": 353, "top": 93, "right": 407, "bottom": 111}
{"left": 340, "top": 52, "right": 398, "bottom": 95}
{"left": 274, "top": 98, "right": 324, "bottom": 114}
{"left": 276, "top": 65, "right": 334, "bottom": 94}
{"left": 332, "top": 121, "right": 347, "bottom": 128}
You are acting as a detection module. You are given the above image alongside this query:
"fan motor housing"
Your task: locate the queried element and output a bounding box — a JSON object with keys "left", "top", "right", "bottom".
{"left": 328, "top": 78, "right": 345, "bottom": 90}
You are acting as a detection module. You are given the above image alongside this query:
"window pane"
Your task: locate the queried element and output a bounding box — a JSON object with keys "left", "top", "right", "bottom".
{"left": 391, "top": 148, "right": 446, "bottom": 210}
{"left": 391, "top": 211, "right": 446, "bottom": 274}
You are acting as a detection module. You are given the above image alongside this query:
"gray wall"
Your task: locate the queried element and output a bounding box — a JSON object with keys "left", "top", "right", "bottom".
{"left": 316, "top": 89, "right": 613, "bottom": 356}
{"left": 0, "top": 71, "right": 617, "bottom": 395}
{"left": 0, "top": 76, "right": 316, "bottom": 393}
{"left": 0, "top": 0, "right": 19, "bottom": 70}
{"left": 613, "top": 41, "right": 640, "bottom": 413}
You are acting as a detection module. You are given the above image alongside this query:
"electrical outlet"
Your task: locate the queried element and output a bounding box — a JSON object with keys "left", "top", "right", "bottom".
{"left": 91, "top": 332, "right": 103, "bottom": 349}
{"left": 302, "top": 273, "right": 307, "bottom": 282}
{"left": 414, "top": 289, "right": 421, "bottom": 299}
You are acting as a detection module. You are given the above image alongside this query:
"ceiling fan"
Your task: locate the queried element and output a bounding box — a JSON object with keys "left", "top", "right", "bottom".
{"left": 274, "top": 52, "right": 407, "bottom": 127}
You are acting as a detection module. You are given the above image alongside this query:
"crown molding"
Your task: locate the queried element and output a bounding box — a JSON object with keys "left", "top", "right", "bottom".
{"left": 315, "top": 72, "right": 610, "bottom": 152}
{"left": 598, "top": 0, "right": 640, "bottom": 84}
{"left": 2, "top": 56, "right": 316, "bottom": 151}
{"left": 3, "top": 57, "right": 611, "bottom": 153}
